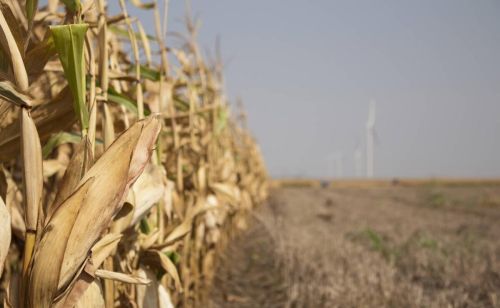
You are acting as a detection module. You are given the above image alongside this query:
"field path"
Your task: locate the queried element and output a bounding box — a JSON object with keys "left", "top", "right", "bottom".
{"left": 208, "top": 185, "right": 500, "bottom": 307}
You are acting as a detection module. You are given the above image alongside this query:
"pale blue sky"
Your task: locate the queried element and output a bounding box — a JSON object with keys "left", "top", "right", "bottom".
{"left": 114, "top": 1, "right": 500, "bottom": 178}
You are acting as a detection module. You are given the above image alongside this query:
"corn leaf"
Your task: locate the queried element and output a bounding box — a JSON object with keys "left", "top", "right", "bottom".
{"left": 25, "top": 0, "right": 38, "bottom": 26}
{"left": 74, "top": 281, "right": 105, "bottom": 308}
{"left": 25, "top": 35, "right": 56, "bottom": 77}
{"left": 95, "top": 269, "right": 150, "bottom": 285}
{"left": 29, "top": 117, "right": 160, "bottom": 307}
{"left": 28, "top": 178, "right": 94, "bottom": 308}
{"left": 165, "top": 251, "right": 181, "bottom": 265}
{"left": 138, "top": 65, "right": 160, "bottom": 81}
{"left": 109, "top": 25, "right": 156, "bottom": 42}
{"left": 42, "top": 131, "right": 82, "bottom": 158}
{"left": 0, "top": 9, "right": 28, "bottom": 90}
{"left": 0, "top": 80, "right": 32, "bottom": 107}
{"left": 108, "top": 87, "right": 138, "bottom": 114}
{"left": 20, "top": 108, "right": 43, "bottom": 231}
{"left": 91, "top": 233, "right": 122, "bottom": 268}
{"left": 47, "top": 137, "right": 92, "bottom": 219}
{"left": 61, "top": 0, "right": 81, "bottom": 12}
{"left": 144, "top": 250, "right": 182, "bottom": 291}
{"left": 57, "top": 117, "right": 160, "bottom": 291}
{"left": 130, "top": 164, "right": 166, "bottom": 226}
{"left": 50, "top": 24, "right": 89, "bottom": 132}
{"left": 0, "top": 86, "right": 75, "bottom": 162}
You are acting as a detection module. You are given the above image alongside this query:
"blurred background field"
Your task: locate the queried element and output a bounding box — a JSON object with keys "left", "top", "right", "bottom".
{"left": 208, "top": 183, "right": 500, "bottom": 307}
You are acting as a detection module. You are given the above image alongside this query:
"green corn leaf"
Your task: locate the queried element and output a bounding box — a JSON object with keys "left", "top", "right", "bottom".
{"left": 138, "top": 65, "right": 160, "bottom": 81}
{"left": 25, "top": 0, "right": 39, "bottom": 26}
{"left": 164, "top": 251, "right": 181, "bottom": 265}
{"left": 108, "top": 87, "right": 152, "bottom": 116}
{"left": 42, "top": 132, "right": 82, "bottom": 158}
{"left": 140, "top": 218, "right": 151, "bottom": 234}
{"left": 109, "top": 26, "right": 157, "bottom": 42}
{"left": 108, "top": 87, "right": 138, "bottom": 114}
{"left": 60, "top": 0, "right": 81, "bottom": 12}
{"left": 50, "top": 24, "right": 89, "bottom": 132}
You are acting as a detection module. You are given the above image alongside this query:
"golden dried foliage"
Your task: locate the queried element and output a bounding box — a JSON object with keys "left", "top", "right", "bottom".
{"left": 0, "top": 0, "right": 268, "bottom": 307}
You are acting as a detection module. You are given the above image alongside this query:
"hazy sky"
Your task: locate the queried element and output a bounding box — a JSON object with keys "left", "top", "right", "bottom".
{"left": 118, "top": 1, "right": 500, "bottom": 178}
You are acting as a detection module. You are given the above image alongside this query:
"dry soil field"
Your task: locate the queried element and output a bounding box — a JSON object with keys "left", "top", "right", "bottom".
{"left": 208, "top": 183, "right": 500, "bottom": 307}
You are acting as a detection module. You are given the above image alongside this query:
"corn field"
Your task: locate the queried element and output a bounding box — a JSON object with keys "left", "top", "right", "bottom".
{"left": 0, "top": 0, "right": 268, "bottom": 307}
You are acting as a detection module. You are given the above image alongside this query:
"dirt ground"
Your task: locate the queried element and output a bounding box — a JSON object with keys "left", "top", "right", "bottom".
{"left": 208, "top": 183, "right": 500, "bottom": 308}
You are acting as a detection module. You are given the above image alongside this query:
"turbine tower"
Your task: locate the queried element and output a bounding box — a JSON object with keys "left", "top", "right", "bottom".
{"left": 366, "top": 100, "right": 376, "bottom": 178}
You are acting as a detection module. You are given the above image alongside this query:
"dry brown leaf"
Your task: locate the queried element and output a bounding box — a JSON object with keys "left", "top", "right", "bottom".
{"left": 3, "top": 172, "right": 25, "bottom": 240}
{"left": 58, "top": 116, "right": 160, "bottom": 291}
{"left": 0, "top": 8, "right": 28, "bottom": 90}
{"left": 5, "top": 272, "right": 20, "bottom": 308}
{"left": 159, "top": 196, "right": 219, "bottom": 247}
{"left": 95, "top": 269, "right": 150, "bottom": 285}
{"left": 111, "top": 199, "right": 134, "bottom": 233}
{"left": 136, "top": 267, "right": 175, "bottom": 308}
{"left": 20, "top": 108, "right": 43, "bottom": 231}
{"left": 130, "top": 163, "right": 166, "bottom": 226}
{"left": 0, "top": 87, "right": 75, "bottom": 161}
{"left": 91, "top": 233, "right": 122, "bottom": 268}
{"left": 24, "top": 36, "right": 57, "bottom": 79}
{"left": 28, "top": 178, "right": 95, "bottom": 308}
{"left": 42, "top": 159, "right": 67, "bottom": 178}
{"left": 143, "top": 250, "right": 182, "bottom": 291}
{"left": 53, "top": 261, "right": 96, "bottom": 308}
{"left": 74, "top": 280, "right": 105, "bottom": 308}
{"left": 47, "top": 137, "right": 92, "bottom": 220}
{"left": 0, "top": 80, "right": 32, "bottom": 107}
{"left": 0, "top": 196, "right": 10, "bottom": 277}
{"left": 29, "top": 118, "right": 159, "bottom": 307}
{"left": 209, "top": 182, "right": 240, "bottom": 206}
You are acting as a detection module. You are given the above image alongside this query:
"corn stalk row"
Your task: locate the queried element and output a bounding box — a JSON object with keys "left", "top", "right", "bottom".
{"left": 0, "top": 0, "right": 268, "bottom": 307}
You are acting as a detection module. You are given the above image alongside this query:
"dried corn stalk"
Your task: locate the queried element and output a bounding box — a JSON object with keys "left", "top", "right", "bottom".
{"left": 0, "top": 0, "right": 268, "bottom": 307}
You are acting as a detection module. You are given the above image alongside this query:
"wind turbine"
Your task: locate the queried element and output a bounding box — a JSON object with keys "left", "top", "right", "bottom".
{"left": 366, "top": 100, "right": 376, "bottom": 178}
